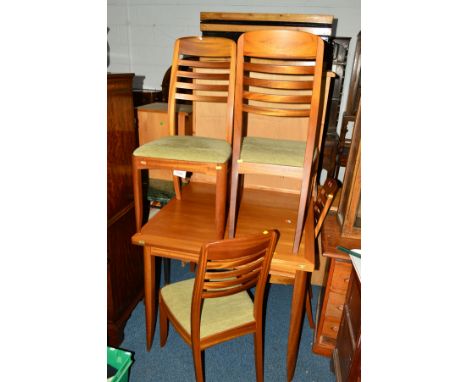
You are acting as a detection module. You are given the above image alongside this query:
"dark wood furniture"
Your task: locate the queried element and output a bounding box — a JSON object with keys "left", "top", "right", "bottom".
{"left": 337, "top": 102, "right": 361, "bottom": 239}
{"left": 159, "top": 231, "right": 278, "bottom": 382}
{"left": 107, "top": 73, "right": 144, "bottom": 346}
{"left": 322, "top": 37, "right": 351, "bottom": 178}
{"left": 333, "top": 264, "right": 361, "bottom": 381}
{"left": 335, "top": 32, "right": 361, "bottom": 178}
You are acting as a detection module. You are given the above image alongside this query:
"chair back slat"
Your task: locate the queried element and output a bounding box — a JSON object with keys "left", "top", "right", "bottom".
{"left": 175, "top": 82, "right": 229, "bottom": 92}
{"left": 205, "top": 257, "right": 263, "bottom": 279}
{"left": 243, "top": 76, "right": 314, "bottom": 90}
{"left": 244, "top": 61, "right": 316, "bottom": 75}
{"left": 175, "top": 93, "right": 228, "bottom": 103}
{"left": 193, "top": 231, "right": 278, "bottom": 303}
{"left": 243, "top": 91, "right": 312, "bottom": 105}
{"left": 179, "top": 59, "right": 231, "bottom": 69}
{"left": 204, "top": 272, "right": 261, "bottom": 291}
{"left": 235, "top": 30, "right": 324, "bottom": 124}
{"left": 242, "top": 104, "right": 310, "bottom": 118}
{"left": 176, "top": 70, "right": 230, "bottom": 81}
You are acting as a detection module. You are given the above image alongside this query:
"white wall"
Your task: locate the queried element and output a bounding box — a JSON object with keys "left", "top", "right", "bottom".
{"left": 107, "top": 0, "right": 361, "bottom": 90}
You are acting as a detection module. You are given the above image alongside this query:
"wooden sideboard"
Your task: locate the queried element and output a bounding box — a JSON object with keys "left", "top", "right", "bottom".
{"left": 107, "top": 73, "right": 144, "bottom": 346}
{"left": 333, "top": 264, "right": 361, "bottom": 381}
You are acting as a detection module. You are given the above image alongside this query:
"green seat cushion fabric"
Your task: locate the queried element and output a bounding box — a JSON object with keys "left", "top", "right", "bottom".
{"left": 240, "top": 136, "right": 306, "bottom": 167}
{"left": 134, "top": 136, "right": 231, "bottom": 164}
{"left": 161, "top": 278, "right": 254, "bottom": 339}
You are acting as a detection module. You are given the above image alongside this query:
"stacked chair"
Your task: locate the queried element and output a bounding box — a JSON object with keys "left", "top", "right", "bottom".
{"left": 228, "top": 29, "right": 328, "bottom": 254}
{"left": 132, "top": 36, "right": 237, "bottom": 239}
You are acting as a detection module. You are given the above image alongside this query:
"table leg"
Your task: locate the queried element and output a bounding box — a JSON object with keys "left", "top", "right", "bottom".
{"left": 132, "top": 159, "right": 143, "bottom": 232}
{"left": 143, "top": 246, "right": 156, "bottom": 351}
{"left": 287, "top": 270, "right": 307, "bottom": 382}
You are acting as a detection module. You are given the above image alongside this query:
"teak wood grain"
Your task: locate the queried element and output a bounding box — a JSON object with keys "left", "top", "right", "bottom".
{"left": 132, "top": 182, "right": 317, "bottom": 382}
{"left": 132, "top": 182, "right": 314, "bottom": 275}
{"left": 132, "top": 36, "right": 236, "bottom": 240}
{"left": 159, "top": 231, "right": 278, "bottom": 382}
{"left": 228, "top": 30, "right": 327, "bottom": 255}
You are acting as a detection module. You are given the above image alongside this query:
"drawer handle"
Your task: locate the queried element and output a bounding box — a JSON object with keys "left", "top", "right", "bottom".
{"left": 338, "top": 305, "right": 344, "bottom": 311}
{"left": 344, "top": 277, "right": 350, "bottom": 282}
{"left": 332, "top": 326, "right": 339, "bottom": 332}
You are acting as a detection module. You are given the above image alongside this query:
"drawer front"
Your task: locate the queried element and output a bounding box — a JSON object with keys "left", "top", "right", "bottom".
{"left": 321, "top": 317, "right": 341, "bottom": 338}
{"left": 325, "top": 291, "right": 346, "bottom": 319}
{"left": 330, "top": 260, "right": 352, "bottom": 293}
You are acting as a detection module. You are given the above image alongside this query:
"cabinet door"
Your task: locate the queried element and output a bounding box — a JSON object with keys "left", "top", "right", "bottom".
{"left": 107, "top": 74, "right": 137, "bottom": 220}
{"left": 107, "top": 74, "right": 144, "bottom": 346}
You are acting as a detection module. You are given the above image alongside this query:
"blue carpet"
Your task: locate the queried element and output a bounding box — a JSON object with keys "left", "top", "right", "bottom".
{"left": 121, "top": 262, "right": 335, "bottom": 381}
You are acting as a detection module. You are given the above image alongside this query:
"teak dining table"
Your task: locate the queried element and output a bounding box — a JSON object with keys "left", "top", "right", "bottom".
{"left": 132, "top": 181, "right": 317, "bottom": 382}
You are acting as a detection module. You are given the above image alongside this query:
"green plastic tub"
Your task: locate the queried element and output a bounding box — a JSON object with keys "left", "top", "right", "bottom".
{"left": 107, "top": 347, "right": 133, "bottom": 382}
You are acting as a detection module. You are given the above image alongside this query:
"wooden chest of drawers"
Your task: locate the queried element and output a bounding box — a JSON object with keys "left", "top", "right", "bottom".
{"left": 314, "top": 258, "right": 352, "bottom": 354}
{"left": 312, "top": 212, "right": 360, "bottom": 357}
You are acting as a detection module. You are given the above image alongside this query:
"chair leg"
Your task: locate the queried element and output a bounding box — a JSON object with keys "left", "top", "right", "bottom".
{"left": 215, "top": 164, "right": 228, "bottom": 240}
{"left": 253, "top": 331, "right": 264, "bottom": 382}
{"left": 305, "top": 284, "right": 315, "bottom": 329}
{"left": 192, "top": 345, "right": 204, "bottom": 382}
{"left": 132, "top": 159, "right": 143, "bottom": 232}
{"left": 172, "top": 174, "right": 182, "bottom": 200}
{"left": 292, "top": 171, "right": 313, "bottom": 253}
{"left": 163, "top": 258, "right": 171, "bottom": 285}
{"left": 189, "top": 262, "right": 196, "bottom": 273}
{"left": 159, "top": 295, "right": 169, "bottom": 347}
{"left": 228, "top": 162, "right": 240, "bottom": 239}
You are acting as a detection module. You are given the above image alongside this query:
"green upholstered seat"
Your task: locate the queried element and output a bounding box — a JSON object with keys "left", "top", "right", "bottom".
{"left": 239, "top": 136, "right": 306, "bottom": 167}
{"left": 160, "top": 278, "right": 254, "bottom": 339}
{"left": 133, "top": 136, "right": 231, "bottom": 164}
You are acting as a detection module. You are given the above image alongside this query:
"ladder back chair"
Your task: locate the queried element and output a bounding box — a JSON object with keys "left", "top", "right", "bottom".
{"left": 133, "top": 36, "right": 237, "bottom": 239}
{"left": 305, "top": 177, "right": 340, "bottom": 328}
{"left": 228, "top": 29, "right": 327, "bottom": 253}
{"left": 159, "top": 230, "right": 278, "bottom": 382}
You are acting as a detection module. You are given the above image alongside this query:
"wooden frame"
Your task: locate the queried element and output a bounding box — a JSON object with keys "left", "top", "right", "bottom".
{"left": 337, "top": 102, "right": 361, "bottom": 239}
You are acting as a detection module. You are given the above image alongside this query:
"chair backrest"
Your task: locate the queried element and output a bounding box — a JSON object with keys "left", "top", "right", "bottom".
{"left": 234, "top": 29, "right": 326, "bottom": 159}
{"left": 191, "top": 230, "right": 278, "bottom": 332}
{"left": 167, "top": 36, "right": 237, "bottom": 142}
{"left": 313, "top": 178, "right": 339, "bottom": 237}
